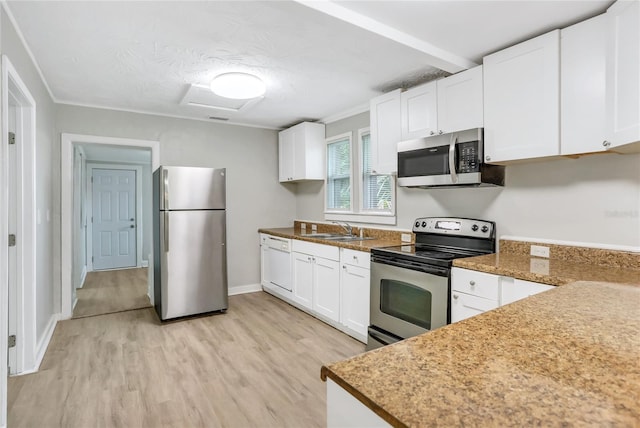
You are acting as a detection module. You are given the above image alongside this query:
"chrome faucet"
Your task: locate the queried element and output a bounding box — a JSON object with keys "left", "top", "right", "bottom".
{"left": 333, "top": 221, "right": 353, "bottom": 236}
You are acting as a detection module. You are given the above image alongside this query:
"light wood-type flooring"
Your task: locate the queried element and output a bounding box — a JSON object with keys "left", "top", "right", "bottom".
{"left": 8, "top": 291, "right": 366, "bottom": 427}
{"left": 72, "top": 268, "right": 151, "bottom": 318}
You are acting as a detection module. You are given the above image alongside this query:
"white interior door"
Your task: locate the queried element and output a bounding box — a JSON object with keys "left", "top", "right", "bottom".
{"left": 92, "top": 168, "right": 137, "bottom": 270}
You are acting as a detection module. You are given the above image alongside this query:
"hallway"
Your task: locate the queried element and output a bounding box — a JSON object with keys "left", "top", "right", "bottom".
{"left": 72, "top": 268, "right": 151, "bottom": 319}
{"left": 8, "top": 291, "right": 365, "bottom": 427}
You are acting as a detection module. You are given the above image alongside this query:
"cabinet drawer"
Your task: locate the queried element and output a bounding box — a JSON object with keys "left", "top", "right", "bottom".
{"left": 451, "top": 268, "right": 500, "bottom": 300}
{"left": 451, "top": 291, "right": 499, "bottom": 323}
{"left": 292, "top": 239, "right": 339, "bottom": 261}
{"left": 341, "top": 248, "right": 370, "bottom": 269}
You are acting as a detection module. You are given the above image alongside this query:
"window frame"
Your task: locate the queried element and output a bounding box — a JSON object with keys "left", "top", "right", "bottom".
{"left": 324, "top": 127, "right": 396, "bottom": 225}
{"left": 324, "top": 132, "right": 354, "bottom": 214}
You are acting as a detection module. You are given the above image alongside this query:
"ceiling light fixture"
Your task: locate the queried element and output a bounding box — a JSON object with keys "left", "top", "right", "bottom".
{"left": 210, "top": 72, "right": 266, "bottom": 100}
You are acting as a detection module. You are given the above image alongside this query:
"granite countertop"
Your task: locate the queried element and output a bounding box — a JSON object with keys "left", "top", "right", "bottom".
{"left": 453, "top": 252, "right": 640, "bottom": 286}
{"left": 258, "top": 227, "right": 406, "bottom": 252}
{"left": 322, "top": 280, "right": 640, "bottom": 427}
{"left": 453, "top": 240, "right": 640, "bottom": 286}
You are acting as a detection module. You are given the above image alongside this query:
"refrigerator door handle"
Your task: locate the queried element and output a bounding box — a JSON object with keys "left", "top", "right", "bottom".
{"left": 164, "top": 212, "right": 169, "bottom": 252}
{"left": 163, "top": 168, "right": 169, "bottom": 210}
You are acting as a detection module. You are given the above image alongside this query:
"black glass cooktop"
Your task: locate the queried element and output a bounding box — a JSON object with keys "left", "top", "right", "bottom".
{"left": 371, "top": 244, "right": 486, "bottom": 268}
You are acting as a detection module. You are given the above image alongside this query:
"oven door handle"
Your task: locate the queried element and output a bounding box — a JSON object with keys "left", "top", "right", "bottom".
{"left": 373, "top": 259, "right": 449, "bottom": 277}
{"left": 449, "top": 134, "right": 458, "bottom": 184}
{"left": 368, "top": 328, "right": 402, "bottom": 347}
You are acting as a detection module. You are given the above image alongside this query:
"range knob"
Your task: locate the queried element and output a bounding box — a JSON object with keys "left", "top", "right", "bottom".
{"left": 421, "top": 221, "right": 427, "bottom": 227}
{"left": 481, "top": 225, "right": 489, "bottom": 233}
{"left": 415, "top": 221, "right": 420, "bottom": 228}
{"left": 471, "top": 224, "right": 479, "bottom": 231}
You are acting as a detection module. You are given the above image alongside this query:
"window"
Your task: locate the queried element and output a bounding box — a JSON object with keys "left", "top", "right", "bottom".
{"left": 326, "top": 133, "right": 352, "bottom": 211}
{"left": 361, "top": 131, "right": 393, "bottom": 213}
{"left": 325, "top": 127, "right": 396, "bottom": 224}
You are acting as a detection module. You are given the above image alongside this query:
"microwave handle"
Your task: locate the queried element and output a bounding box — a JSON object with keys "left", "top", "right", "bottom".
{"left": 449, "top": 134, "right": 458, "bottom": 183}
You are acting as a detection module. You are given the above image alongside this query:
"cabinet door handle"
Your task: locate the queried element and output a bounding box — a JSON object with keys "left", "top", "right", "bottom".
{"left": 469, "top": 280, "right": 476, "bottom": 286}
{"left": 438, "top": 130, "right": 444, "bottom": 135}
{"left": 602, "top": 140, "right": 611, "bottom": 148}
{"left": 485, "top": 155, "right": 491, "bottom": 161}
{"left": 453, "top": 294, "right": 459, "bottom": 300}
{"left": 429, "top": 131, "right": 435, "bottom": 136}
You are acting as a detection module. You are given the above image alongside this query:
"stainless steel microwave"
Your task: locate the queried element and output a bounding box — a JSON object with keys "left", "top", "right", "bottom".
{"left": 397, "top": 128, "right": 505, "bottom": 188}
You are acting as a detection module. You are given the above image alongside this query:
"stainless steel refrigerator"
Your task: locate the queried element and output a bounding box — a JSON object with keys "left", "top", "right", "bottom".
{"left": 153, "top": 166, "right": 228, "bottom": 321}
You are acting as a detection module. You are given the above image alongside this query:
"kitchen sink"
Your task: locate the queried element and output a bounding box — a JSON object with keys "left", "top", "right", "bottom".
{"left": 302, "top": 233, "right": 376, "bottom": 242}
{"left": 302, "top": 233, "right": 345, "bottom": 238}
{"left": 320, "top": 235, "right": 376, "bottom": 242}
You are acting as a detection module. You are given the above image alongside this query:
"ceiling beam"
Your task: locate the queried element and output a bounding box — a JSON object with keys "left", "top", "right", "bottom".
{"left": 293, "top": 0, "right": 478, "bottom": 73}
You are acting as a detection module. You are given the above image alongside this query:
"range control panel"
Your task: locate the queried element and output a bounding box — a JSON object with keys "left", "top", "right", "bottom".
{"left": 412, "top": 217, "right": 495, "bottom": 238}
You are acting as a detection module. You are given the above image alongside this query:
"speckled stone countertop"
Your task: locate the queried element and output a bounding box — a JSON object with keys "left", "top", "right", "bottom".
{"left": 322, "top": 281, "right": 640, "bottom": 427}
{"left": 453, "top": 240, "right": 640, "bottom": 286}
{"left": 258, "top": 223, "right": 409, "bottom": 252}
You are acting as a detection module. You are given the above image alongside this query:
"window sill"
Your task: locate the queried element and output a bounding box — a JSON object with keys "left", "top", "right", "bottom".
{"left": 324, "top": 212, "right": 396, "bottom": 226}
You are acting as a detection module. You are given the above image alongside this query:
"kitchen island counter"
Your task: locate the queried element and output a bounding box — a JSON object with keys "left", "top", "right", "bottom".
{"left": 322, "top": 280, "right": 640, "bottom": 427}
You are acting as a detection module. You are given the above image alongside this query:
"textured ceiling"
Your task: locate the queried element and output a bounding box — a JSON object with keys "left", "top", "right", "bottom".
{"left": 6, "top": 1, "right": 612, "bottom": 129}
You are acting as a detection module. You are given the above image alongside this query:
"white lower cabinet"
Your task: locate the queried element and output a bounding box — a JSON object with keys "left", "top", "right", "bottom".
{"left": 292, "top": 252, "right": 314, "bottom": 310}
{"left": 451, "top": 292, "right": 499, "bottom": 323}
{"left": 451, "top": 268, "right": 500, "bottom": 323}
{"left": 501, "top": 277, "right": 555, "bottom": 306}
{"left": 340, "top": 249, "right": 371, "bottom": 342}
{"left": 327, "top": 378, "right": 390, "bottom": 428}
{"left": 262, "top": 237, "right": 370, "bottom": 342}
{"left": 451, "top": 267, "right": 556, "bottom": 323}
{"left": 312, "top": 257, "right": 341, "bottom": 323}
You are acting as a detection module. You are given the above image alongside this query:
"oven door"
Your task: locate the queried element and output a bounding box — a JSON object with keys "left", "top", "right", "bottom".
{"left": 369, "top": 261, "right": 449, "bottom": 342}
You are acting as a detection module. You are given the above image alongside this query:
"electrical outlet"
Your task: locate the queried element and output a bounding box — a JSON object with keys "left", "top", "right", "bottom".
{"left": 401, "top": 233, "right": 412, "bottom": 243}
{"left": 311, "top": 224, "right": 317, "bottom": 232}
{"left": 300, "top": 222, "right": 306, "bottom": 232}
{"left": 530, "top": 245, "right": 550, "bottom": 258}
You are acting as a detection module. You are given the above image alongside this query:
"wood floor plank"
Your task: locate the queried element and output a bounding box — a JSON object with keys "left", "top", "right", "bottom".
{"left": 73, "top": 268, "right": 151, "bottom": 319}
{"left": 9, "top": 291, "right": 365, "bottom": 427}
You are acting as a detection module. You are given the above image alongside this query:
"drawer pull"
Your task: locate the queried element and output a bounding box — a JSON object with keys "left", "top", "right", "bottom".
{"left": 469, "top": 280, "right": 476, "bottom": 286}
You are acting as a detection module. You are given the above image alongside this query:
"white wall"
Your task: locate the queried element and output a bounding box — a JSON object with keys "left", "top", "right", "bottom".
{"left": 1, "top": 7, "right": 58, "bottom": 347}
{"left": 297, "top": 112, "right": 640, "bottom": 249}
{"left": 55, "top": 105, "right": 297, "bottom": 291}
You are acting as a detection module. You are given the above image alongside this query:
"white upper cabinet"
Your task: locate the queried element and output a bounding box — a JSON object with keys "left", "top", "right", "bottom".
{"left": 436, "top": 65, "right": 484, "bottom": 134}
{"left": 606, "top": 0, "right": 640, "bottom": 151}
{"left": 278, "top": 121, "right": 325, "bottom": 182}
{"left": 400, "top": 81, "right": 438, "bottom": 140}
{"left": 483, "top": 30, "right": 560, "bottom": 163}
{"left": 400, "top": 66, "right": 483, "bottom": 141}
{"left": 561, "top": 14, "right": 607, "bottom": 155}
{"left": 370, "top": 89, "right": 402, "bottom": 174}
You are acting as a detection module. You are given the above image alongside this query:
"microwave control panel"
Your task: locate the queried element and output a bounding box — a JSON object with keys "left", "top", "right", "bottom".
{"left": 457, "top": 141, "right": 480, "bottom": 173}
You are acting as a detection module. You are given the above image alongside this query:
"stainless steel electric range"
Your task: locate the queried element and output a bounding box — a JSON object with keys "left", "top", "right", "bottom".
{"left": 367, "top": 217, "right": 496, "bottom": 351}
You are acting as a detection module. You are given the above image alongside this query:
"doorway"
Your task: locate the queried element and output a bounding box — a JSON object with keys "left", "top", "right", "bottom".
{"left": 60, "top": 134, "right": 160, "bottom": 320}
{"left": 72, "top": 159, "right": 151, "bottom": 319}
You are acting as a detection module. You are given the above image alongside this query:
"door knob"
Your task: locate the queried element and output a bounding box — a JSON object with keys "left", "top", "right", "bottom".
{"left": 130, "top": 218, "right": 135, "bottom": 221}
{"left": 130, "top": 225, "right": 135, "bottom": 228}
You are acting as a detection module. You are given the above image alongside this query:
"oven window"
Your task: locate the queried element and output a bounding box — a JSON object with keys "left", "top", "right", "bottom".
{"left": 380, "top": 279, "right": 432, "bottom": 330}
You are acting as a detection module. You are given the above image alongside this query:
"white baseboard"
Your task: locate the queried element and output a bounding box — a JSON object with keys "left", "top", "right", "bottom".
{"left": 141, "top": 259, "right": 149, "bottom": 268}
{"left": 78, "top": 265, "right": 87, "bottom": 289}
{"left": 228, "top": 283, "right": 262, "bottom": 296}
{"left": 30, "top": 314, "right": 59, "bottom": 373}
